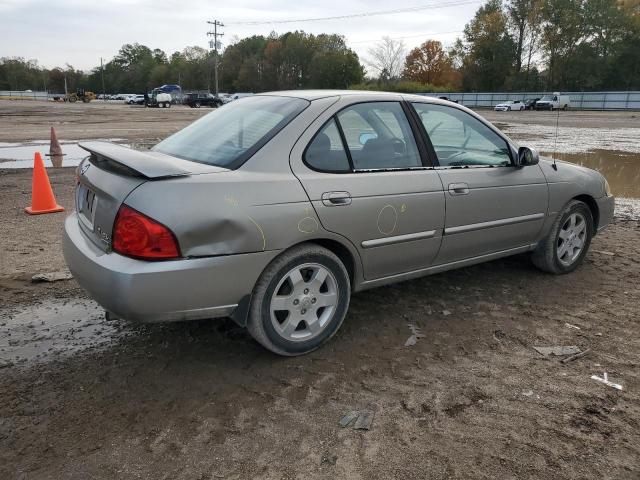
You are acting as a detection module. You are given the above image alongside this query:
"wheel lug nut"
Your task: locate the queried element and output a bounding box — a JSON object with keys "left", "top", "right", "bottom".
{"left": 311, "top": 298, "right": 316, "bottom": 304}
{"left": 293, "top": 299, "right": 299, "bottom": 305}
{"left": 304, "top": 288, "right": 309, "bottom": 294}
{"left": 301, "top": 309, "right": 306, "bottom": 314}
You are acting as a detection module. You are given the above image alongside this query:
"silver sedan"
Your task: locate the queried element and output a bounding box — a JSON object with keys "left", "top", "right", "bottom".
{"left": 63, "top": 91, "right": 615, "bottom": 355}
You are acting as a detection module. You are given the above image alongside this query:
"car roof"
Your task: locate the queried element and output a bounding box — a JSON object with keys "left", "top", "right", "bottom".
{"left": 256, "top": 89, "right": 455, "bottom": 105}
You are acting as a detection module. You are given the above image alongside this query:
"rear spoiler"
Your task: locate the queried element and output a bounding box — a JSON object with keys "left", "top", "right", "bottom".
{"left": 79, "top": 141, "right": 191, "bottom": 179}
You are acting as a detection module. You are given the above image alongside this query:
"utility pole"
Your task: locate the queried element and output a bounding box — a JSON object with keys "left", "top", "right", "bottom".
{"left": 206, "top": 20, "right": 224, "bottom": 97}
{"left": 100, "top": 57, "right": 106, "bottom": 101}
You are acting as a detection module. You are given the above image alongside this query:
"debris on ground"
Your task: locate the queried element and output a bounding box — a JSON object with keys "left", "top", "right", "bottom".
{"left": 591, "top": 372, "right": 623, "bottom": 390}
{"left": 565, "top": 323, "right": 581, "bottom": 330}
{"left": 593, "top": 250, "right": 616, "bottom": 256}
{"left": 560, "top": 348, "right": 591, "bottom": 364}
{"left": 353, "top": 410, "right": 375, "bottom": 430}
{"left": 442, "top": 310, "right": 452, "bottom": 316}
{"left": 31, "top": 270, "right": 73, "bottom": 283}
{"left": 404, "top": 324, "right": 425, "bottom": 347}
{"left": 533, "top": 346, "right": 581, "bottom": 357}
{"left": 339, "top": 411, "right": 359, "bottom": 427}
{"left": 493, "top": 329, "right": 506, "bottom": 341}
{"left": 340, "top": 410, "right": 375, "bottom": 430}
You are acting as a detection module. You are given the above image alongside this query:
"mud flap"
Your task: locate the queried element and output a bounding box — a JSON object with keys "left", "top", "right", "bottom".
{"left": 230, "top": 294, "right": 252, "bottom": 327}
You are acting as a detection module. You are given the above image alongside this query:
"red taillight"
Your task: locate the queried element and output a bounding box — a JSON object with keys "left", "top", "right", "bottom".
{"left": 112, "top": 205, "right": 180, "bottom": 260}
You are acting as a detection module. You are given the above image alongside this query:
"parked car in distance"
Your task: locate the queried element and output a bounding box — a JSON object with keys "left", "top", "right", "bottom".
{"left": 494, "top": 100, "right": 525, "bottom": 111}
{"left": 524, "top": 98, "right": 540, "bottom": 110}
{"left": 184, "top": 93, "right": 223, "bottom": 108}
{"left": 438, "top": 96, "right": 459, "bottom": 104}
{"left": 221, "top": 92, "right": 254, "bottom": 104}
{"left": 536, "top": 93, "right": 571, "bottom": 111}
{"left": 64, "top": 91, "right": 614, "bottom": 356}
{"left": 128, "top": 94, "right": 146, "bottom": 105}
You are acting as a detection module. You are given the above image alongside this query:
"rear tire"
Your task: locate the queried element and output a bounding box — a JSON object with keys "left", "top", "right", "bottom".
{"left": 247, "top": 244, "right": 351, "bottom": 356}
{"left": 532, "top": 200, "right": 594, "bottom": 274}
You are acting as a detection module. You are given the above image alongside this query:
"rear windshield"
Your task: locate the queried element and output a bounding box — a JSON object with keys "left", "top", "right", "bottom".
{"left": 154, "top": 96, "right": 309, "bottom": 168}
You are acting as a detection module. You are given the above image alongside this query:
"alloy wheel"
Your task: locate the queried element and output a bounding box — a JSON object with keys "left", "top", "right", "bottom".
{"left": 270, "top": 263, "right": 339, "bottom": 342}
{"left": 557, "top": 212, "right": 587, "bottom": 266}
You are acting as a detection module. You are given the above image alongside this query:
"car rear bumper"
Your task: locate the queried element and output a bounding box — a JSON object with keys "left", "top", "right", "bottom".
{"left": 596, "top": 195, "right": 615, "bottom": 233}
{"left": 63, "top": 213, "right": 278, "bottom": 323}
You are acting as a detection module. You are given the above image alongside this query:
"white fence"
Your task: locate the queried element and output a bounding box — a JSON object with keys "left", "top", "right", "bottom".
{"left": 420, "top": 91, "right": 640, "bottom": 110}
{"left": 3, "top": 89, "right": 640, "bottom": 110}
{"left": 0, "top": 90, "right": 50, "bottom": 100}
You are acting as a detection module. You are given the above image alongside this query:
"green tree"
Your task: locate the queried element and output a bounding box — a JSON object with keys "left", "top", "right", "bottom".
{"left": 459, "top": 0, "right": 517, "bottom": 90}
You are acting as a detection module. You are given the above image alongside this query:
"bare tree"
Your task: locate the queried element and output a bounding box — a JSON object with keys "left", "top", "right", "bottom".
{"left": 366, "top": 36, "right": 406, "bottom": 80}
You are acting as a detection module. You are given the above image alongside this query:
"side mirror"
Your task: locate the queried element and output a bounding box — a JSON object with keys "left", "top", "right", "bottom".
{"left": 517, "top": 146, "right": 539, "bottom": 167}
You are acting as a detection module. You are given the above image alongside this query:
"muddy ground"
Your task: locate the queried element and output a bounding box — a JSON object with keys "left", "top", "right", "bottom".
{"left": 0, "top": 100, "right": 208, "bottom": 143}
{"left": 1, "top": 100, "right": 640, "bottom": 479}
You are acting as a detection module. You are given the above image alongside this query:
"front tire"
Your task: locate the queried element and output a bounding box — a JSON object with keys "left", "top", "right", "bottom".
{"left": 532, "top": 200, "right": 594, "bottom": 274}
{"left": 247, "top": 244, "right": 351, "bottom": 356}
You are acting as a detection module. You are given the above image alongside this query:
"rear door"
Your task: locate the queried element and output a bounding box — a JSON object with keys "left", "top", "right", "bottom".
{"left": 290, "top": 97, "right": 445, "bottom": 280}
{"left": 409, "top": 101, "right": 548, "bottom": 265}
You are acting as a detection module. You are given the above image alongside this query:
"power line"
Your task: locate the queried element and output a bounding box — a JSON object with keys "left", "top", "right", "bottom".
{"left": 348, "top": 30, "right": 464, "bottom": 45}
{"left": 225, "top": 0, "right": 482, "bottom": 26}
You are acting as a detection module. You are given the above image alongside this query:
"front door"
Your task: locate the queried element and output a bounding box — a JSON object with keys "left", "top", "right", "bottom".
{"left": 291, "top": 99, "right": 445, "bottom": 280}
{"left": 410, "top": 101, "right": 548, "bottom": 265}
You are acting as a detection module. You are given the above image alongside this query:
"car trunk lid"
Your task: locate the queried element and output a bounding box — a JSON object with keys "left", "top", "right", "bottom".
{"left": 75, "top": 141, "right": 228, "bottom": 251}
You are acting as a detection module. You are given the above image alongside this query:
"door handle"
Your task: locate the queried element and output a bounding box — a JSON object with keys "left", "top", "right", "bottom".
{"left": 321, "top": 191, "right": 352, "bottom": 206}
{"left": 448, "top": 183, "right": 470, "bottom": 195}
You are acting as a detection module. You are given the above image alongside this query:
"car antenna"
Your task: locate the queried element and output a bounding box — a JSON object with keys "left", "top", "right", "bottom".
{"left": 551, "top": 105, "right": 560, "bottom": 171}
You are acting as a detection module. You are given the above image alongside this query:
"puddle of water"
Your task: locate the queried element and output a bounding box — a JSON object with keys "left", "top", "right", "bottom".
{"left": 0, "top": 138, "right": 139, "bottom": 169}
{"left": 0, "top": 299, "right": 125, "bottom": 366}
{"left": 0, "top": 143, "right": 89, "bottom": 168}
{"left": 540, "top": 150, "right": 640, "bottom": 198}
{"left": 616, "top": 198, "right": 640, "bottom": 221}
{"left": 502, "top": 123, "right": 640, "bottom": 154}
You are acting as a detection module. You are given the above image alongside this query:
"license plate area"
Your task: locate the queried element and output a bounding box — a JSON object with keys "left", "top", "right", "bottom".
{"left": 76, "top": 183, "right": 97, "bottom": 230}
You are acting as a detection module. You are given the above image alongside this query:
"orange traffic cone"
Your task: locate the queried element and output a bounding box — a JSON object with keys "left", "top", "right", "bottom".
{"left": 25, "top": 152, "right": 65, "bottom": 215}
{"left": 46, "top": 126, "right": 65, "bottom": 168}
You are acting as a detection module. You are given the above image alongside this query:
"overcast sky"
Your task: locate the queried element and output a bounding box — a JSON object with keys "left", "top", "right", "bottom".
{"left": 0, "top": 0, "right": 482, "bottom": 71}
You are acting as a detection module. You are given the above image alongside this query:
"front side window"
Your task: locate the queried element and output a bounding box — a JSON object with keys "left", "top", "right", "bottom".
{"left": 412, "top": 103, "right": 512, "bottom": 167}
{"left": 154, "top": 96, "right": 308, "bottom": 168}
{"left": 337, "top": 102, "right": 422, "bottom": 170}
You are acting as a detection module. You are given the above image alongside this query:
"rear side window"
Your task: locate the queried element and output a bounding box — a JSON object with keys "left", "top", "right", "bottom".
{"left": 412, "top": 103, "right": 512, "bottom": 167}
{"left": 337, "top": 102, "right": 421, "bottom": 170}
{"left": 304, "top": 119, "right": 351, "bottom": 172}
{"left": 154, "top": 96, "right": 308, "bottom": 168}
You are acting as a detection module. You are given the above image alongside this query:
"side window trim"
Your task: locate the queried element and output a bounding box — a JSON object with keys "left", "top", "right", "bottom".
{"left": 333, "top": 115, "right": 355, "bottom": 171}
{"left": 403, "top": 101, "right": 439, "bottom": 167}
{"left": 408, "top": 101, "right": 516, "bottom": 168}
